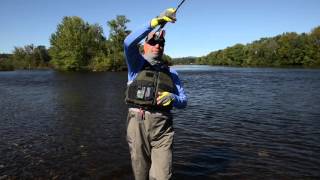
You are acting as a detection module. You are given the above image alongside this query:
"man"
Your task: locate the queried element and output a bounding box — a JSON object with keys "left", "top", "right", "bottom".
{"left": 124, "top": 8, "right": 187, "bottom": 180}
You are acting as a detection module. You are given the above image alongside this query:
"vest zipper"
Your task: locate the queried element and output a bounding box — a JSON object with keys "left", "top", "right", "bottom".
{"left": 153, "top": 71, "right": 160, "bottom": 105}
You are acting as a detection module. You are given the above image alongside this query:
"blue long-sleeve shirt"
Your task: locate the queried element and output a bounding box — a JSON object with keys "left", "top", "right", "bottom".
{"left": 124, "top": 23, "right": 187, "bottom": 109}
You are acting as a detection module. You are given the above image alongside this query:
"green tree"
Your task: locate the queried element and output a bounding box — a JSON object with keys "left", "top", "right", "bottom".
{"left": 12, "top": 44, "right": 35, "bottom": 69}
{"left": 305, "top": 26, "right": 320, "bottom": 66}
{"left": 162, "top": 54, "right": 173, "bottom": 65}
{"left": 0, "top": 54, "right": 14, "bottom": 71}
{"left": 12, "top": 46, "right": 28, "bottom": 68}
{"left": 198, "top": 25, "right": 320, "bottom": 67}
{"left": 224, "top": 44, "right": 245, "bottom": 66}
{"left": 89, "top": 52, "right": 113, "bottom": 71}
{"left": 107, "top": 15, "right": 131, "bottom": 71}
{"left": 34, "top": 45, "right": 51, "bottom": 67}
{"left": 49, "top": 16, "right": 106, "bottom": 71}
{"left": 11, "top": 44, "right": 50, "bottom": 69}
{"left": 277, "top": 32, "right": 302, "bottom": 66}
{"left": 244, "top": 38, "right": 279, "bottom": 66}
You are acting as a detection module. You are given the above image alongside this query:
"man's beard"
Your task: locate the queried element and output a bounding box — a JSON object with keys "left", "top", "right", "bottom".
{"left": 143, "top": 53, "right": 163, "bottom": 66}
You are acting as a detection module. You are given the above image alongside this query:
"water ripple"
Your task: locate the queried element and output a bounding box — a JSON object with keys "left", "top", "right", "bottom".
{"left": 1, "top": 67, "right": 320, "bottom": 179}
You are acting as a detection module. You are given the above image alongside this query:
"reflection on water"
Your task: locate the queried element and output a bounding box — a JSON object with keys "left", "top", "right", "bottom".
{"left": 1, "top": 66, "right": 320, "bottom": 179}
{"left": 0, "top": 71, "right": 131, "bottom": 179}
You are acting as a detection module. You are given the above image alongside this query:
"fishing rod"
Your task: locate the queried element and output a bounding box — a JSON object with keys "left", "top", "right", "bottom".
{"left": 176, "top": 0, "right": 186, "bottom": 12}
{"left": 154, "top": 0, "right": 187, "bottom": 34}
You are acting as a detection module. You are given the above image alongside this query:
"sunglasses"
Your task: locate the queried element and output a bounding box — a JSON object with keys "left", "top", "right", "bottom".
{"left": 146, "top": 38, "right": 165, "bottom": 46}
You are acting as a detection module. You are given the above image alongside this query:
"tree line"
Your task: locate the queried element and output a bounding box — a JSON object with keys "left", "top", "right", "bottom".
{"left": 0, "top": 45, "right": 51, "bottom": 71}
{"left": 1, "top": 15, "right": 173, "bottom": 71}
{"left": 194, "top": 26, "right": 320, "bottom": 67}
{"left": 173, "top": 57, "right": 197, "bottom": 65}
{"left": 1, "top": 16, "right": 319, "bottom": 71}
{"left": 0, "top": 54, "right": 14, "bottom": 71}
{"left": 0, "top": 16, "right": 114, "bottom": 71}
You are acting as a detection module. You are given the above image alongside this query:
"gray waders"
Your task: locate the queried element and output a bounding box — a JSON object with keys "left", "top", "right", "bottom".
{"left": 127, "top": 108, "right": 174, "bottom": 180}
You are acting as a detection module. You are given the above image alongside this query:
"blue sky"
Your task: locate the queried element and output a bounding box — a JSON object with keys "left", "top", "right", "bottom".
{"left": 0, "top": 0, "right": 319, "bottom": 58}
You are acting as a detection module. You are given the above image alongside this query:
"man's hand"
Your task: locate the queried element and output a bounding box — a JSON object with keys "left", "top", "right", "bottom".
{"left": 157, "top": 91, "right": 175, "bottom": 106}
{"left": 151, "top": 8, "right": 177, "bottom": 28}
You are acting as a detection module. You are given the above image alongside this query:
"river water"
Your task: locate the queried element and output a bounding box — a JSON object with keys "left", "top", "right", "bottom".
{"left": 0, "top": 65, "right": 320, "bottom": 179}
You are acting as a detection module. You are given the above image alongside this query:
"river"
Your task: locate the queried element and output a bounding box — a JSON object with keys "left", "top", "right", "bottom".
{"left": 0, "top": 65, "right": 320, "bottom": 179}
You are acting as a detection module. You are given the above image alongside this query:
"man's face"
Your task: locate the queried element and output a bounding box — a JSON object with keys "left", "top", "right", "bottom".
{"left": 144, "top": 38, "right": 165, "bottom": 57}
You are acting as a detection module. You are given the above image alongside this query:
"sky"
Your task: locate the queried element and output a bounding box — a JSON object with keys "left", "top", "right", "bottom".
{"left": 0, "top": 0, "right": 319, "bottom": 58}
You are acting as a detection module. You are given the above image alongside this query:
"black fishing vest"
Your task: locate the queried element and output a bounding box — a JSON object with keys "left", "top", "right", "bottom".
{"left": 125, "top": 63, "right": 175, "bottom": 109}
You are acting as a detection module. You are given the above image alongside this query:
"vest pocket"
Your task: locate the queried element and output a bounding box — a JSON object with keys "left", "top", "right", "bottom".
{"left": 143, "top": 86, "right": 155, "bottom": 101}
{"left": 126, "top": 81, "right": 156, "bottom": 105}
